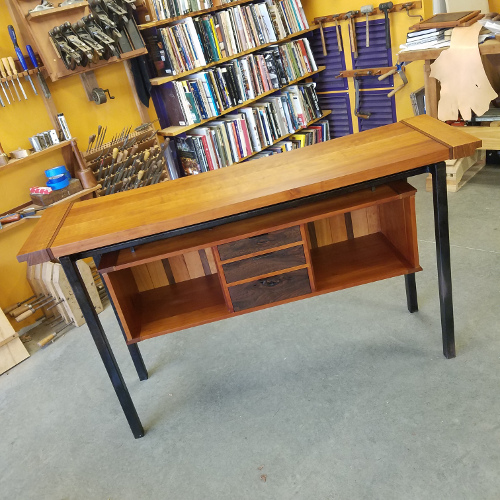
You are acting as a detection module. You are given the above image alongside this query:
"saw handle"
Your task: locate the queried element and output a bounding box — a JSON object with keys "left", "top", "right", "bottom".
{"left": 378, "top": 68, "right": 397, "bottom": 81}
{"left": 26, "top": 45, "right": 39, "bottom": 69}
{"left": 387, "top": 84, "right": 404, "bottom": 98}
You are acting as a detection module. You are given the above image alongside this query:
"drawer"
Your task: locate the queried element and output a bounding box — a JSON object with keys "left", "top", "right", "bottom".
{"left": 228, "top": 268, "right": 311, "bottom": 312}
{"left": 222, "top": 245, "right": 306, "bottom": 284}
{"left": 217, "top": 226, "right": 302, "bottom": 261}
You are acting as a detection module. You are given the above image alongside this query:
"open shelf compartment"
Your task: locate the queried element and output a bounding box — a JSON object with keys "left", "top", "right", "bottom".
{"left": 100, "top": 181, "right": 421, "bottom": 344}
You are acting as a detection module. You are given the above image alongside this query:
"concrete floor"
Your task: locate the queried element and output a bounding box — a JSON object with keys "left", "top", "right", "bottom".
{"left": 1, "top": 167, "right": 499, "bottom": 500}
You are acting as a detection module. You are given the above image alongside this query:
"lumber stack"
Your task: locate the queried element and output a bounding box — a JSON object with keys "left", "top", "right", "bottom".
{"left": 426, "top": 150, "right": 486, "bottom": 192}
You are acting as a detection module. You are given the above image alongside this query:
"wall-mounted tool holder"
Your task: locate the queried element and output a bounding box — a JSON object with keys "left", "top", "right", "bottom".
{"left": 6, "top": 0, "right": 148, "bottom": 82}
{"left": 313, "top": 1, "right": 422, "bottom": 25}
{"left": 336, "top": 66, "right": 396, "bottom": 78}
{"left": 81, "top": 124, "right": 170, "bottom": 197}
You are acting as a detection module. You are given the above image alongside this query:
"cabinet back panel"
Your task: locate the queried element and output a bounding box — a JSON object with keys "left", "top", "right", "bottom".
{"left": 307, "top": 207, "right": 381, "bottom": 249}
{"left": 130, "top": 248, "right": 218, "bottom": 291}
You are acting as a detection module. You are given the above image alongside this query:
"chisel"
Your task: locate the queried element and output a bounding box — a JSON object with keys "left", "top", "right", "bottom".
{"left": 86, "top": 134, "right": 96, "bottom": 153}
{"left": 2, "top": 294, "right": 36, "bottom": 315}
{"left": 15, "top": 297, "right": 55, "bottom": 322}
{"left": 0, "top": 77, "right": 9, "bottom": 105}
{"left": 0, "top": 59, "right": 15, "bottom": 102}
{"left": 2, "top": 58, "right": 21, "bottom": 101}
{"left": 99, "top": 126, "right": 107, "bottom": 148}
{"left": 26, "top": 45, "right": 50, "bottom": 98}
{"left": 0, "top": 88, "right": 4, "bottom": 107}
{"left": 7, "top": 57, "right": 27, "bottom": 99}
{"left": 8, "top": 25, "right": 38, "bottom": 95}
{"left": 95, "top": 125, "right": 102, "bottom": 151}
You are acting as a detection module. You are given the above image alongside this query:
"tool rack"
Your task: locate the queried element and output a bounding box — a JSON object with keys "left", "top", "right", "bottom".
{"left": 5, "top": 0, "right": 148, "bottom": 82}
{"left": 313, "top": 1, "right": 423, "bottom": 25}
{"left": 81, "top": 125, "right": 170, "bottom": 196}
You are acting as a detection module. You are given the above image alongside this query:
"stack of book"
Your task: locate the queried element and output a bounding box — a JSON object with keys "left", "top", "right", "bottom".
{"left": 151, "top": 0, "right": 212, "bottom": 20}
{"left": 151, "top": 0, "right": 242, "bottom": 22}
{"left": 154, "top": 0, "right": 309, "bottom": 77}
{"left": 400, "top": 28, "right": 452, "bottom": 51}
{"left": 176, "top": 82, "right": 325, "bottom": 175}
{"left": 159, "top": 38, "right": 317, "bottom": 126}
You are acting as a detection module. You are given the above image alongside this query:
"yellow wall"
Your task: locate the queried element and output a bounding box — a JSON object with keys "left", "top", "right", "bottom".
{"left": 0, "top": 1, "right": 157, "bottom": 327}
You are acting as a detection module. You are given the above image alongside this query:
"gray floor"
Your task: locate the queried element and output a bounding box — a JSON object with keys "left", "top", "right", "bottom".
{"left": 1, "top": 167, "right": 499, "bottom": 500}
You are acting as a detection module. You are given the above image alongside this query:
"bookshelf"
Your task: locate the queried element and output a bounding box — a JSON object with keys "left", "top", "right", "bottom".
{"left": 138, "top": 0, "right": 255, "bottom": 30}
{"left": 150, "top": 27, "right": 317, "bottom": 86}
{"left": 158, "top": 66, "right": 325, "bottom": 136}
{"left": 237, "top": 109, "right": 331, "bottom": 163}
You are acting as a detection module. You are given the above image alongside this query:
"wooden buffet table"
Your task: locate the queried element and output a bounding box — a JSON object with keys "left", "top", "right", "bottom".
{"left": 18, "top": 115, "right": 481, "bottom": 438}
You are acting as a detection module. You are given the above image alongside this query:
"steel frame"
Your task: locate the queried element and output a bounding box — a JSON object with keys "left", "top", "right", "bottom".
{"left": 59, "top": 162, "right": 454, "bottom": 438}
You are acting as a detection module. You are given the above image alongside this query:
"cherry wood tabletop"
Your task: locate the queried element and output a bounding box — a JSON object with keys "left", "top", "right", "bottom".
{"left": 18, "top": 116, "right": 481, "bottom": 264}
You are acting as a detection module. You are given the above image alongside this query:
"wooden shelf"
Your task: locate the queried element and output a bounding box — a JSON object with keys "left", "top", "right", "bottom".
{"left": 138, "top": 0, "right": 254, "bottom": 30}
{"left": 130, "top": 274, "right": 230, "bottom": 342}
{"left": 26, "top": 1, "right": 88, "bottom": 20}
{"left": 53, "top": 48, "right": 148, "bottom": 81}
{"left": 150, "top": 27, "right": 316, "bottom": 86}
{"left": 398, "top": 39, "right": 500, "bottom": 63}
{"left": 0, "top": 140, "right": 74, "bottom": 174}
{"left": 311, "top": 233, "right": 421, "bottom": 294}
{"left": 237, "top": 109, "right": 331, "bottom": 163}
{"left": 0, "top": 184, "right": 100, "bottom": 236}
{"left": 158, "top": 66, "right": 325, "bottom": 137}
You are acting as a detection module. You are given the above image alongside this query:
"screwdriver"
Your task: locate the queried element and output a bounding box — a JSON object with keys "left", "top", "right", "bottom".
{"left": 1, "top": 58, "right": 20, "bottom": 101}
{"left": 26, "top": 45, "right": 50, "bottom": 98}
{"left": 8, "top": 25, "right": 38, "bottom": 95}
{"left": 0, "top": 59, "right": 15, "bottom": 102}
{"left": 8, "top": 57, "right": 27, "bottom": 100}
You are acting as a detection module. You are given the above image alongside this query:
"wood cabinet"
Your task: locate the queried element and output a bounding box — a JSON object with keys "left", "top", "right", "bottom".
{"left": 98, "top": 180, "right": 420, "bottom": 344}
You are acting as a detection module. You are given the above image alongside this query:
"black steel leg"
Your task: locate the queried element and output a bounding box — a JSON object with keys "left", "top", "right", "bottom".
{"left": 405, "top": 273, "right": 418, "bottom": 313}
{"left": 60, "top": 256, "right": 145, "bottom": 438}
{"left": 430, "top": 162, "right": 456, "bottom": 359}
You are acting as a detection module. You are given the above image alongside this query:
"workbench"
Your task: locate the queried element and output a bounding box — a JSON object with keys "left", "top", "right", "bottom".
{"left": 399, "top": 39, "right": 500, "bottom": 150}
{"left": 18, "top": 115, "right": 481, "bottom": 438}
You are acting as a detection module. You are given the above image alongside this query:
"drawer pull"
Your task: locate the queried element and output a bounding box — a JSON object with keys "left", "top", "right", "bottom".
{"left": 259, "top": 277, "right": 281, "bottom": 287}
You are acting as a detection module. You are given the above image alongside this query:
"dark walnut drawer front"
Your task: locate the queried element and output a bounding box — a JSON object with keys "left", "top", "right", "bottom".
{"left": 229, "top": 268, "right": 311, "bottom": 312}
{"left": 222, "top": 245, "right": 306, "bottom": 284}
{"left": 217, "top": 226, "right": 302, "bottom": 261}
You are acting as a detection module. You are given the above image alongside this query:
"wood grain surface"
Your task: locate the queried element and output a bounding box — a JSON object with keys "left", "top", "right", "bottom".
{"left": 17, "top": 116, "right": 481, "bottom": 263}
